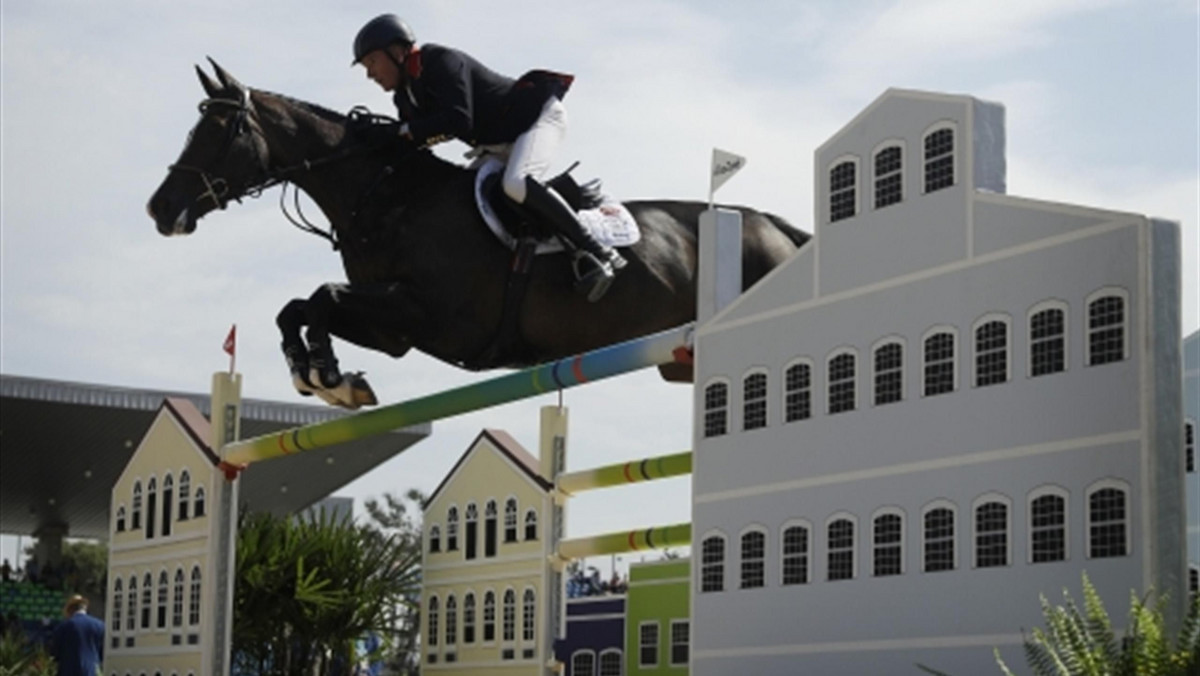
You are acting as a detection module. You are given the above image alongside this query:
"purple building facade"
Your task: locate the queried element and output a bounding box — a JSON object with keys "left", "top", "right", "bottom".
{"left": 555, "top": 596, "right": 626, "bottom": 676}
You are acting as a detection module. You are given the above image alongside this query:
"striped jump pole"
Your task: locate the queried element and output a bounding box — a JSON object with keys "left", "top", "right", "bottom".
{"left": 557, "top": 451, "right": 692, "bottom": 495}
{"left": 557, "top": 522, "right": 692, "bottom": 559}
{"left": 221, "top": 323, "right": 694, "bottom": 469}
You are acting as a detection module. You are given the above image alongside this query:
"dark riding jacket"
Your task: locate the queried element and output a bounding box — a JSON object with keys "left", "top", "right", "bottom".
{"left": 393, "top": 44, "right": 573, "bottom": 147}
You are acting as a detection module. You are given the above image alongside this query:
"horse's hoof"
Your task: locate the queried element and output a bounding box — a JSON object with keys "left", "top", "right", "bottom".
{"left": 291, "top": 372, "right": 317, "bottom": 397}
{"left": 346, "top": 372, "right": 378, "bottom": 408}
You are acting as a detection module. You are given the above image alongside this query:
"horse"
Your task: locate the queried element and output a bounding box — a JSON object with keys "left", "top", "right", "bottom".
{"left": 147, "top": 60, "right": 809, "bottom": 408}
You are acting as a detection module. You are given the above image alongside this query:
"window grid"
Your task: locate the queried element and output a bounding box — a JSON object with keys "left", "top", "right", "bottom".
{"left": 1031, "top": 494, "right": 1066, "bottom": 563}
{"left": 1185, "top": 421, "right": 1194, "bottom": 473}
{"left": 639, "top": 623, "right": 659, "bottom": 667}
{"left": 740, "top": 531, "right": 765, "bottom": 589}
{"left": 157, "top": 571, "right": 169, "bottom": 629}
{"left": 701, "top": 536, "right": 725, "bottom": 592}
{"left": 427, "top": 597, "right": 438, "bottom": 647}
{"left": 924, "top": 333, "right": 955, "bottom": 396}
{"left": 463, "top": 594, "right": 476, "bottom": 644}
{"left": 873, "top": 514, "right": 903, "bottom": 577}
{"left": 522, "top": 589, "right": 535, "bottom": 642}
{"left": 874, "top": 146, "right": 903, "bottom": 209}
{"left": 828, "top": 353, "right": 856, "bottom": 414}
{"left": 483, "top": 591, "right": 496, "bottom": 642}
{"left": 1088, "top": 296, "right": 1125, "bottom": 365}
{"left": 141, "top": 573, "right": 152, "bottom": 629}
{"left": 830, "top": 161, "right": 856, "bottom": 222}
{"left": 784, "top": 363, "right": 812, "bottom": 422}
{"left": 172, "top": 570, "right": 184, "bottom": 628}
{"left": 703, "top": 382, "right": 728, "bottom": 438}
{"left": 446, "top": 507, "right": 459, "bottom": 551}
{"left": 827, "top": 519, "right": 855, "bottom": 581}
{"left": 600, "top": 650, "right": 623, "bottom": 675}
{"left": 671, "top": 621, "right": 690, "bottom": 666}
{"left": 572, "top": 652, "right": 595, "bottom": 676}
{"left": 1089, "top": 487, "right": 1128, "bottom": 558}
{"left": 502, "top": 590, "right": 516, "bottom": 642}
{"left": 924, "top": 508, "right": 955, "bottom": 572}
{"left": 445, "top": 596, "right": 457, "bottom": 647}
{"left": 126, "top": 577, "right": 137, "bottom": 632}
{"left": 524, "top": 510, "right": 538, "bottom": 541}
{"left": 743, "top": 373, "right": 768, "bottom": 430}
{"left": 874, "top": 343, "right": 903, "bottom": 405}
{"left": 782, "top": 525, "right": 809, "bottom": 585}
{"left": 924, "top": 128, "right": 954, "bottom": 192}
{"left": 975, "top": 321, "right": 1008, "bottom": 387}
{"left": 504, "top": 498, "right": 519, "bottom": 542}
{"left": 188, "top": 567, "right": 201, "bottom": 626}
{"left": 132, "top": 482, "right": 143, "bottom": 531}
{"left": 111, "top": 579, "right": 122, "bottom": 632}
{"left": 975, "top": 502, "right": 1009, "bottom": 568}
{"left": 178, "top": 471, "right": 190, "bottom": 521}
{"left": 429, "top": 525, "right": 441, "bottom": 553}
{"left": 1030, "top": 308, "right": 1066, "bottom": 376}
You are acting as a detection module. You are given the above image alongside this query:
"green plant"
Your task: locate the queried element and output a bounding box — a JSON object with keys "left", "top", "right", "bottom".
{"left": 919, "top": 573, "right": 1199, "bottom": 676}
{"left": 0, "top": 631, "right": 56, "bottom": 676}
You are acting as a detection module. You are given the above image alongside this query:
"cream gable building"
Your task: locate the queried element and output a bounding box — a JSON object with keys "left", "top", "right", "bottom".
{"left": 422, "top": 429, "right": 555, "bottom": 674}
{"left": 105, "top": 397, "right": 223, "bottom": 676}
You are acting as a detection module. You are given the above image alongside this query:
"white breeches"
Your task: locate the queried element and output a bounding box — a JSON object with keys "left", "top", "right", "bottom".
{"left": 499, "top": 97, "right": 568, "bottom": 204}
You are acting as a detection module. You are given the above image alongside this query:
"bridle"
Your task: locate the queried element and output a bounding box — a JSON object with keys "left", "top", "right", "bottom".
{"left": 166, "top": 90, "right": 359, "bottom": 248}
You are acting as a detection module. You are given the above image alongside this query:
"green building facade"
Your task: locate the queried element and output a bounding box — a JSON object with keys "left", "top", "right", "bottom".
{"left": 625, "top": 558, "right": 690, "bottom": 675}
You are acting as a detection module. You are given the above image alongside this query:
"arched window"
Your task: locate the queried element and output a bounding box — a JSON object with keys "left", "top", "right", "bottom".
{"left": 446, "top": 506, "right": 459, "bottom": 551}
{"left": 874, "top": 143, "right": 903, "bottom": 209}
{"left": 524, "top": 509, "right": 538, "bottom": 541}
{"left": 739, "top": 529, "right": 766, "bottom": 589}
{"left": 703, "top": 380, "right": 729, "bottom": 438}
{"left": 429, "top": 525, "right": 441, "bottom": 553}
{"left": 827, "top": 350, "right": 857, "bottom": 414}
{"left": 178, "top": 470, "right": 191, "bottom": 521}
{"left": 157, "top": 570, "right": 169, "bottom": 628}
{"left": 504, "top": 498, "right": 519, "bottom": 543}
{"left": 873, "top": 339, "right": 904, "bottom": 405}
{"left": 172, "top": 568, "right": 185, "bottom": 628}
{"left": 923, "top": 502, "right": 956, "bottom": 572}
{"left": 484, "top": 500, "right": 498, "bottom": 557}
{"left": 873, "top": 509, "right": 904, "bottom": 577}
{"left": 141, "top": 572, "right": 153, "bottom": 629}
{"left": 464, "top": 503, "right": 478, "bottom": 560}
{"left": 781, "top": 522, "right": 810, "bottom": 585}
{"left": 132, "top": 481, "right": 143, "bottom": 531}
{"left": 444, "top": 595, "right": 457, "bottom": 647}
{"left": 700, "top": 533, "right": 725, "bottom": 592}
{"left": 126, "top": 575, "right": 137, "bottom": 632}
{"left": 784, "top": 360, "right": 812, "bottom": 422}
{"left": 974, "top": 316, "right": 1010, "bottom": 387}
{"left": 188, "top": 566, "right": 201, "bottom": 626}
{"left": 827, "top": 516, "right": 856, "bottom": 581}
{"left": 1029, "top": 302, "right": 1068, "bottom": 377}
{"left": 463, "top": 593, "right": 476, "bottom": 643}
{"left": 572, "top": 651, "right": 596, "bottom": 676}
{"left": 502, "top": 589, "right": 517, "bottom": 642}
{"left": 923, "top": 329, "right": 956, "bottom": 396}
{"left": 974, "top": 496, "right": 1011, "bottom": 568}
{"left": 427, "top": 596, "right": 439, "bottom": 647}
{"left": 161, "top": 474, "right": 174, "bottom": 538}
{"left": 116, "top": 506, "right": 127, "bottom": 533}
{"left": 483, "top": 591, "right": 496, "bottom": 642}
{"left": 111, "top": 578, "right": 123, "bottom": 633}
{"left": 829, "top": 157, "right": 858, "bottom": 222}
{"left": 146, "top": 477, "right": 157, "bottom": 539}
{"left": 192, "top": 486, "right": 205, "bottom": 518}
{"left": 522, "top": 588, "right": 536, "bottom": 642}
{"left": 1087, "top": 290, "right": 1127, "bottom": 366}
{"left": 1029, "top": 486, "right": 1068, "bottom": 564}
{"left": 1087, "top": 481, "right": 1129, "bottom": 558}
{"left": 743, "top": 371, "right": 768, "bottom": 430}
{"left": 600, "top": 648, "right": 624, "bottom": 675}
{"left": 923, "top": 125, "right": 955, "bottom": 193}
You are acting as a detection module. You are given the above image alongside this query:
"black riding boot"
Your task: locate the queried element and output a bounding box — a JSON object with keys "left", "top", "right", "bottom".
{"left": 521, "top": 176, "right": 626, "bottom": 302}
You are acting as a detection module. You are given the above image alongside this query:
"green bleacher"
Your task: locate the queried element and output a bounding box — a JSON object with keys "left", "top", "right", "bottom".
{"left": 0, "top": 581, "right": 67, "bottom": 622}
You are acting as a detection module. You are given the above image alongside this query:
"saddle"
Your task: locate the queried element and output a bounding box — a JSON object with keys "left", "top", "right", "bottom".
{"left": 480, "top": 167, "right": 603, "bottom": 245}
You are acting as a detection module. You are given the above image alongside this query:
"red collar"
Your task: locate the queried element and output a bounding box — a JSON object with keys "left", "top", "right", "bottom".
{"left": 405, "top": 48, "right": 423, "bottom": 79}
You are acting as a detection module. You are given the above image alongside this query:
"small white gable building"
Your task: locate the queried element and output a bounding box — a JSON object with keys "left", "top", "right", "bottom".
{"left": 688, "top": 89, "right": 1185, "bottom": 675}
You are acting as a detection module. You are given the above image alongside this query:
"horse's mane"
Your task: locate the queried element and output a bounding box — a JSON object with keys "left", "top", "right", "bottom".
{"left": 253, "top": 88, "right": 359, "bottom": 126}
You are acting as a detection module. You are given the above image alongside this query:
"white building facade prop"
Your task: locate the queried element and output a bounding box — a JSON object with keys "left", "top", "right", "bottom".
{"left": 689, "top": 89, "right": 1185, "bottom": 675}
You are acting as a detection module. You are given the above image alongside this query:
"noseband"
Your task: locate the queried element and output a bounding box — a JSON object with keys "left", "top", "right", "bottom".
{"left": 167, "top": 92, "right": 273, "bottom": 211}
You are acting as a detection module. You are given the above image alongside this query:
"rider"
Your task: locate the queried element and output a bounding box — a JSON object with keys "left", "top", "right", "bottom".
{"left": 352, "top": 14, "right": 626, "bottom": 301}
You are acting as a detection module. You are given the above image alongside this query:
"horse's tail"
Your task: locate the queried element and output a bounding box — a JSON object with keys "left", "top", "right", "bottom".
{"left": 761, "top": 212, "right": 810, "bottom": 249}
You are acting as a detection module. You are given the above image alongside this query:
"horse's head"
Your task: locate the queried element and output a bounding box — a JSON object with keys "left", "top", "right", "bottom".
{"left": 148, "top": 60, "right": 271, "bottom": 236}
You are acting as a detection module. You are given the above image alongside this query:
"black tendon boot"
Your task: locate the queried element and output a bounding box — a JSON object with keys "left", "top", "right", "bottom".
{"left": 521, "top": 176, "right": 626, "bottom": 301}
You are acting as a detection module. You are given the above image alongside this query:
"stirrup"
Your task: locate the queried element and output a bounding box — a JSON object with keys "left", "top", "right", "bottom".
{"left": 571, "top": 251, "right": 619, "bottom": 302}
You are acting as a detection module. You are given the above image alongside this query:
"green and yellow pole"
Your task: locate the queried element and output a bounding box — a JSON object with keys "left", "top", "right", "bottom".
{"left": 557, "top": 451, "right": 692, "bottom": 495}
{"left": 221, "top": 323, "right": 694, "bottom": 469}
{"left": 557, "top": 522, "right": 692, "bottom": 559}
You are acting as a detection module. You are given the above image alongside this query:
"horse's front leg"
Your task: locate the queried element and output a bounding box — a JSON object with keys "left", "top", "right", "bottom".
{"left": 296, "top": 283, "right": 381, "bottom": 410}
{"left": 276, "top": 298, "right": 320, "bottom": 397}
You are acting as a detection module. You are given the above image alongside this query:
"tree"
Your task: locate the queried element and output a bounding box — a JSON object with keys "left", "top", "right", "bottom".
{"left": 363, "top": 490, "right": 426, "bottom": 676}
{"left": 232, "top": 503, "right": 422, "bottom": 676}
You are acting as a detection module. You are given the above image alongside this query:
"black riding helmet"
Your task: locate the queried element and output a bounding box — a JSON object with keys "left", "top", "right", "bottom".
{"left": 352, "top": 14, "right": 416, "bottom": 65}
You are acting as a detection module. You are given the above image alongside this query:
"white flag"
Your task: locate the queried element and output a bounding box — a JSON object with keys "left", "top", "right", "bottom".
{"left": 710, "top": 148, "right": 747, "bottom": 196}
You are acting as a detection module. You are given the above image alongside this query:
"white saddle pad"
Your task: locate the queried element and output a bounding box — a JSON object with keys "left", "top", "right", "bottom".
{"left": 473, "top": 158, "right": 641, "bottom": 254}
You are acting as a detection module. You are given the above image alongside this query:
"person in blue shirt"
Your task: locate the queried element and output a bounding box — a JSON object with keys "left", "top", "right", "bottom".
{"left": 52, "top": 595, "right": 104, "bottom": 676}
{"left": 352, "top": 14, "right": 626, "bottom": 302}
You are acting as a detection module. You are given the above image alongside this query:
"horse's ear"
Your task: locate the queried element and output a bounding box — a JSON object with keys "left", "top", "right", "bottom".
{"left": 206, "top": 57, "right": 245, "bottom": 94}
{"left": 195, "top": 64, "right": 221, "bottom": 98}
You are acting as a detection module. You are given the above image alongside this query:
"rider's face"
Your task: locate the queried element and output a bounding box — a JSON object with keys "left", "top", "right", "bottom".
{"left": 361, "top": 50, "right": 400, "bottom": 92}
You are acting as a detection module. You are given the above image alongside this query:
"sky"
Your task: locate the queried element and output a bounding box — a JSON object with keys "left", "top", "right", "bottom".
{"left": 2, "top": 0, "right": 1197, "bottom": 574}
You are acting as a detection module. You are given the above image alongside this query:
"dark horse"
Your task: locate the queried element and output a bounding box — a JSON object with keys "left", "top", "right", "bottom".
{"left": 148, "top": 61, "right": 808, "bottom": 408}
